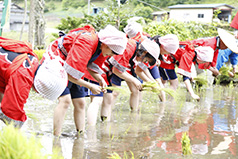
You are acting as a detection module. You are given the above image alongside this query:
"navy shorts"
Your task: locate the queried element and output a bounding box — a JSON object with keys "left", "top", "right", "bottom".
{"left": 159, "top": 67, "right": 177, "bottom": 80}
{"left": 110, "top": 73, "right": 124, "bottom": 86}
{"left": 149, "top": 66, "right": 161, "bottom": 79}
{"left": 60, "top": 81, "right": 87, "bottom": 99}
{"left": 183, "top": 76, "right": 190, "bottom": 81}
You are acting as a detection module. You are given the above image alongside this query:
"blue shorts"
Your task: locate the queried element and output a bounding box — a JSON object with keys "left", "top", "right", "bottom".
{"left": 149, "top": 66, "right": 161, "bottom": 79}
{"left": 159, "top": 67, "right": 177, "bottom": 81}
{"left": 138, "top": 66, "right": 161, "bottom": 83}
{"left": 111, "top": 73, "right": 124, "bottom": 86}
{"left": 60, "top": 81, "right": 87, "bottom": 99}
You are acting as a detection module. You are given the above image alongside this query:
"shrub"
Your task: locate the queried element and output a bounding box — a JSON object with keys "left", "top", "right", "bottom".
{"left": 144, "top": 19, "right": 231, "bottom": 41}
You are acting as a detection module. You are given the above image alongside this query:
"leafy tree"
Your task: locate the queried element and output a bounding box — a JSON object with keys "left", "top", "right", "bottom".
{"left": 56, "top": 16, "right": 82, "bottom": 32}
{"left": 56, "top": 0, "right": 135, "bottom": 33}
{"left": 133, "top": 4, "right": 153, "bottom": 22}
{"left": 44, "top": 1, "right": 56, "bottom": 12}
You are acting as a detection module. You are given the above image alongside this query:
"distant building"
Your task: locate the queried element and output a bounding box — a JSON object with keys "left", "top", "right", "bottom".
{"left": 168, "top": 4, "right": 234, "bottom": 23}
{"left": 152, "top": 11, "right": 169, "bottom": 22}
{"left": 0, "top": 2, "right": 29, "bottom": 31}
{"left": 91, "top": 7, "right": 108, "bottom": 15}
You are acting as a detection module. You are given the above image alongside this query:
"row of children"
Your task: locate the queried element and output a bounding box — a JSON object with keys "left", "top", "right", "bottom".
{"left": 0, "top": 12, "right": 238, "bottom": 137}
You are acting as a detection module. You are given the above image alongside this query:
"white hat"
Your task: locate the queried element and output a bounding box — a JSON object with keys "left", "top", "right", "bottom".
{"left": 98, "top": 25, "right": 128, "bottom": 55}
{"left": 141, "top": 38, "right": 160, "bottom": 60}
{"left": 159, "top": 34, "right": 179, "bottom": 54}
{"left": 34, "top": 59, "right": 68, "bottom": 100}
{"left": 195, "top": 46, "right": 214, "bottom": 62}
{"left": 123, "top": 22, "right": 143, "bottom": 38}
{"left": 218, "top": 28, "right": 238, "bottom": 53}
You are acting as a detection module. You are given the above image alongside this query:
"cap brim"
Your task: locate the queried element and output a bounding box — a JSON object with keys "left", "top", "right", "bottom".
{"left": 218, "top": 28, "right": 238, "bottom": 54}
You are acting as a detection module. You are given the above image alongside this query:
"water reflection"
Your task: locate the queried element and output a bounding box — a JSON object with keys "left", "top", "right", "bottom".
{"left": 2, "top": 86, "right": 238, "bottom": 158}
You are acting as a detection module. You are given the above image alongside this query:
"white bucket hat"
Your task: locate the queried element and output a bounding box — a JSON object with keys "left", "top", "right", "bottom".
{"left": 218, "top": 28, "right": 238, "bottom": 53}
{"left": 98, "top": 25, "right": 128, "bottom": 55}
{"left": 141, "top": 38, "right": 160, "bottom": 60}
{"left": 159, "top": 34, "right": 179, "bottom": 54}
{"left": 34, "top": 59, "right": 68, "bottom": 100}
{"left": 123, "top": 22, "right": 143, "bottom": 38}
{"left": 195, "top": 46, "right": 214, "bottom": 62}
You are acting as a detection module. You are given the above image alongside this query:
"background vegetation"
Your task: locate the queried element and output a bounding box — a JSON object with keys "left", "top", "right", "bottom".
{"left": 7, "top": 0, "right": 238, "bottom": 46}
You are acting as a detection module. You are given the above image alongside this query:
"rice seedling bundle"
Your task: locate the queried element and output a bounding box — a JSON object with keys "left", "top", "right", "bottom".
{"left": 142, "top": 81, "right": 177, "bottom": 98}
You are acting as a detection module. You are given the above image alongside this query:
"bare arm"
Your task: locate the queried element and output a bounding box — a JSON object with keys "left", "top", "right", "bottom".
{"left": 135, "top": 66, "right": 166, "bottom": 102}
{"left": 209, "top": 67, "right": 220, "bottom": 77}
{"left": 87, "top": 69, "right": 107, "bottom": 89}
{"left": 135, "top": 66, "right": 154, "bottom": 82}
{"left": 112, "top": 67, "right": 142, "bottom": 90}
{"left": 68, "top": 74, "right": 102, "bottom": 94}
{"left": 184, "top": 78, "right": 200, "bottom": 100}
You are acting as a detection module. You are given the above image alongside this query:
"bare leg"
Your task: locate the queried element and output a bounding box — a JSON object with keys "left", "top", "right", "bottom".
{"left": 184, "top": 79, "right": 200, "bottom": 100}
{"left": 53, "top": 94, "right": 72, "bottom": 136}
{"left": 126, "top": 81, "right": 140, "bottom": 111}
{"left": 155, "top": 78, "right": 166, "bottom": 102}
{"left": 161, "top": 78, "right": 167, "bottom": 85}
{"left": 101, "top": 93, "right": 113, "bottom": 121}
{"left": 87, "top": 96, "right": 103, "bottom": 126}
{"left": 111, "top": 84, "right": 120, "bottom": 108}
{"left": 169, "top": 78, "right": 179, "bottom": 90}
{"left": 72, "top": 97, "right": 86, "bottom": 133}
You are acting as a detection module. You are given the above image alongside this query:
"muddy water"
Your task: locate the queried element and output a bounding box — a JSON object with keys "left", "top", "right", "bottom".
{"left": 4, "top": 85, "right": 238, "bottom": 159}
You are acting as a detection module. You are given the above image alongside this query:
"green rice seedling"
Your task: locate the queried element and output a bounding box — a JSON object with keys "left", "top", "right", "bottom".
{"left": 105, "top": 86, "right": 129, "bottom": 95}
{"left": 214, "top": 75, "right": 221, "bottom": 85}
{"left": 219, "top": 66, "right": 231, "bottom": 76}
{"left": 142, "top": 81, "right": 177, "bottom": 98}
{"left": 181, "top": 132, "right": 192, "bottom": 156}
{"left": 0, "top": 125, "right": 63, "bottom": 159}
{"left": 193, "top": 76, "right": 208, "bottom": 88}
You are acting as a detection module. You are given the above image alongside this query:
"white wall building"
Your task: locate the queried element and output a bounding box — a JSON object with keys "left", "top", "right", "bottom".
{"left": 168, "top": 4, "right": 234, "bottom": 23}
{"left": 0, "top": 2, "right": 29, "bottom": 31}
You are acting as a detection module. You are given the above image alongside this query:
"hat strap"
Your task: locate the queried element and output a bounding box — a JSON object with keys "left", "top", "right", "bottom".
{"left": 193, "top": 51, "right": 198, "bottom": 65}
{"left": 215, "top": 36, "right": 220, "bottom": 51}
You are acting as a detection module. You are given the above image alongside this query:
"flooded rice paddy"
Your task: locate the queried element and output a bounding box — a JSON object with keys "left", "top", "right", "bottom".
{"left": 1, "top": 83, "right": 238, "bottom": 159}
